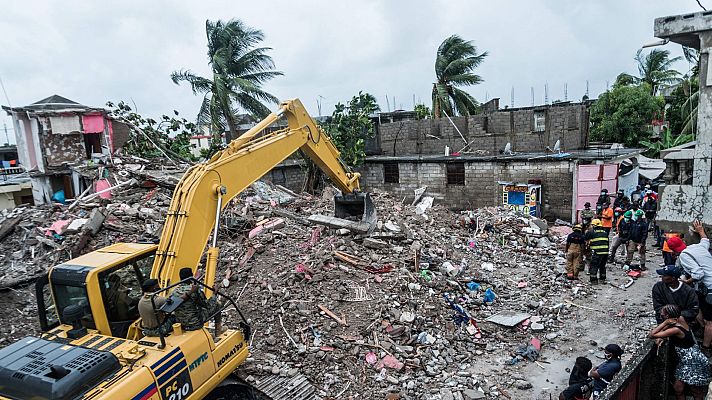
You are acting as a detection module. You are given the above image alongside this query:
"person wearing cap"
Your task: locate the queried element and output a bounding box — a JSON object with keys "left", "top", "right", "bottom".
{"left": 625, "top": 209, "right": 648, "bottom": 271}
{"left": 652, "top": 265, "right": 699, "bottom": 324}
{"left": 609, "top": 210, "right": 633, "bottom": 263}
{"left": 612, "top": 207, "right": 624, "bottom": 233}
{"left": 580, "top": 202, "right": 595, "bottom": 230}
{"left": 589, "top": 344, "right": 623, "bottom": 398}
{"left": 585, "top": 219, "right": 610, "bottom": 284}
{"left": 649, "top": 304, "right": 711, "bottom": 399}
{"left": 565, "top": 225, "right": 586, "bottom": 280}
{"left": 669, "top": 220, "right": 712, "bottom": 349}
{"left": 662, "top": 232, "right": 683, "bottom": 266}
{"left": 138, "top": 279, "right": 174, "bottom": 337}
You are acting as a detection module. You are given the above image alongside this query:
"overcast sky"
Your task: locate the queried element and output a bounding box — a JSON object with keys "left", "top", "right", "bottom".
{"left": 0, "top": 1, "right": 706, "bottom": 143}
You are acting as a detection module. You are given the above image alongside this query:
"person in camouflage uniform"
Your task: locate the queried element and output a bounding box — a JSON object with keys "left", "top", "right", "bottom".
{"left": 173, "top": 268, "right": 223, "bottom": 332}
{"left": 138, "top": 279, "right": 174, "bottom": 337}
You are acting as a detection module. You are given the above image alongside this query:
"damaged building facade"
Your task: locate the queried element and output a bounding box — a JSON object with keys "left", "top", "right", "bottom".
{"left": 2, "top": 95, "right": 130, "bottom": 204}
{"left": 357, "top": 100, "right": 641, "bottom": 222}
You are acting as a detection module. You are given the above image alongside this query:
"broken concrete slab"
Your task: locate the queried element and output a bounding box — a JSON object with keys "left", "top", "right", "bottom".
{"left": 486, "top": 311, "right": 531, "bottom": 327}
{"left": 363, "top": 238, "right": 389, "bottom": 249}
{"left": 66, "top": 218, "right": 89, "bottom": 233}
{"left": 307, "top": 214, "right": 371, "bottom": 234}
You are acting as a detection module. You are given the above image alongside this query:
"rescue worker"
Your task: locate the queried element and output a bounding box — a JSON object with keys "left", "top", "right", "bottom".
{"left": 612, "top": 189, "right": 630, "bottom": 210}
{"left": 138, "top": 279, "right": 174, "bottom": 337}
{"left": 596, "top": 188, "right": 609, "bottom": 209}
{"left": 565, "top": 224, "right": 586, "bottom": 280}
{"left": 600, "top": 203, "right": 614, "bottom": 235}
{"left": 590, "top": 344, "right": 623, "bottom": 399}
{"left": 609, "top": 210, "right": 633, "bottom": 264}
{"left": 586, "top": 219, "right": 610, "bottom": 284}
{"left": 173, "top": 267, "right": 224, "bottom": 334}
{"left": 642, "top": 190, "right": 659, "bottom": 245}
{"left": 580, "top": 202, "right": 595, "bottom": 230}
{"left": 612, "top": 207, "right": 624, "bottom": 232}
{"left": 626, "top": 209, "right": 648, "bottom": 271}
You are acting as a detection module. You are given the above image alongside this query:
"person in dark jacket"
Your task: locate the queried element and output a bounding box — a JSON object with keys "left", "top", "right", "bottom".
{"left": 652, "top": 265, "right": 699, "bottom": 324}
{"left": 586, "top": 219, "right": 610, "bottom": 284}
{"left": 559, "top": 356, "right": 594, "bottom": 400}
{"left": 609, "top": 210, "right": 633, "bottom": 263}
{"left": 625, "top": 209, "right": 648, "bottom": 270}
{"left": 613, "top": 189, "right": 630, "bottom": 210}
{"left": 596, "top": 188, "right": 610, "bottom": 209}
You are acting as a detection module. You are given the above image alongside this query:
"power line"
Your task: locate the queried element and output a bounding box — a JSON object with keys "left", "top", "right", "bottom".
{"left": 0, "top": 72, "right": 12, "bottom": 107}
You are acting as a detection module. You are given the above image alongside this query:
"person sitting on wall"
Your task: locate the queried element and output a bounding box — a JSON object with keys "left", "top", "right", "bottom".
{"left": 589, "top": 344, "right": 623, "bottom": 399}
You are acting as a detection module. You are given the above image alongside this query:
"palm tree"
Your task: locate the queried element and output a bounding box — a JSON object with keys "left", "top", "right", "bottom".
{"left": 640, "top": 128, "right": 693, "bottom": 157}
{"left": 634, "top": 49, "right": 682, "bottom": 95}
{"left": 432, "top": 35, "right": 487, "bottom": 118}
{"left": 171, "top": 19, "right": 282, "bottom": 143}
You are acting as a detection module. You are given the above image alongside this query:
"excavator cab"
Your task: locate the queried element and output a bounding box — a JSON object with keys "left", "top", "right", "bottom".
{"left": 334, "top": 192, "right": 377, "bottom": 230}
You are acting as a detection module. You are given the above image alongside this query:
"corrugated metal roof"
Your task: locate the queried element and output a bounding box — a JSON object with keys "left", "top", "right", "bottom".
{"left": 252, "top": 374, "right": 319, "bottom": 400}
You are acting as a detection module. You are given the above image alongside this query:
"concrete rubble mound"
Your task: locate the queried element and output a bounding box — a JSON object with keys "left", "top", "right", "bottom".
{"left": 0, "top": 161, "right": 650, "bottom": 399}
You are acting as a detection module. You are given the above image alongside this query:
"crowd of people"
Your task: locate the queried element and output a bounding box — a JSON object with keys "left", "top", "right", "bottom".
{"left": 560, "top": 183, "right": 712, "bottom": 399}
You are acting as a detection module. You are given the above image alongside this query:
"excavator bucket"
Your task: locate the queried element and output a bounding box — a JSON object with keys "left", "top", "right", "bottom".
{"left": 334, "top": 192, "right": 377, "bottom": 232}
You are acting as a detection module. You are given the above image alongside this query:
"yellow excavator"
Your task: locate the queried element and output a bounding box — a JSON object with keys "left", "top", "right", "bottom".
{"left": 0, "top": 99, "right": 375, "bottom": 400}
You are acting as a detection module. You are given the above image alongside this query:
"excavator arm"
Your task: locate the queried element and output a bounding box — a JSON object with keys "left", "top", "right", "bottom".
{"left": 151, "top": 98, "right": 368, "bottom": 288}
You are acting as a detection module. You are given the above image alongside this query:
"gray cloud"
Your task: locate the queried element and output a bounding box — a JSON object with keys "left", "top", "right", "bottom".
{"left": 0, "top": 0, "right": 702, "bottom": 142}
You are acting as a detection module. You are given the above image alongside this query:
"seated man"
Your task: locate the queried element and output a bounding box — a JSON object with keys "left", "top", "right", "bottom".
{"left": 138, "top": 279, "right": 174, "bottom": 337}
{"left": 559, "top": 356, "right": 593, "bottom": 400}
{"left": 173, "top": 268, "right": 223, "bottom": 333}
{"left": 590, "top": 344, "right": 623, "bottom": 399}
{"left": 106, "top": 274, "right": 135, "bottom": 320}
{"left": 652, "top": 265, "right": 699, "bottom": 324}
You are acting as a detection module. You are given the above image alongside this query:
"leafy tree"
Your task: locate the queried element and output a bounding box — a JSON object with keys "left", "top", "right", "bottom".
{"left": 635, "top": 49, "right": 682, "bottom": 95}
{"left": 666, "top": 77, "right": 699, "bottom": 135}
{"left": 322, "top": 92, "right": 380, "bottom": 166}
{"left": 414, "top": 104, "right": 431, "bottom": 120}
{"left": 106, "top": 101, "right": 198, "bottom": 163}
{"left": 589, "top": 84, "right": 663, "bottom": 146}
{"left": 171, "top": 19, "right": 282, "bottom": 144}
{"left": 614, "top": 73, "right": 636, "bottom": 88}
{"left": 302, "top": 92, "right": 380, "bottom": 193}
{"left": 640, "top": 128, "right": 693, "bottom": 158}
{"left": 431, "top": 35, "right": 487, "bottom": 118}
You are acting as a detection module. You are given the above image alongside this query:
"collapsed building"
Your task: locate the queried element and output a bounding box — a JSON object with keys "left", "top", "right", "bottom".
{"left": 2, "top": 95, "right": 131, "bottom": 205}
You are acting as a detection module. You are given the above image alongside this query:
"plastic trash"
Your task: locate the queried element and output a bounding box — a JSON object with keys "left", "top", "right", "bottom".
{"left": 466, "top": 282, "right": 481, "bottom": 292}
{"left": 483, "top": 288, "right": 497, "bottom": 303}
{"left": 51, "top": 190, "right": 66, "bottom": 204}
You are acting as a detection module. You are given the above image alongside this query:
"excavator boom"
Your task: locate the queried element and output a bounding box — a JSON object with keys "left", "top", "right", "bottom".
{"left": 152, "top": 98, "right": 372, "bottom": 288}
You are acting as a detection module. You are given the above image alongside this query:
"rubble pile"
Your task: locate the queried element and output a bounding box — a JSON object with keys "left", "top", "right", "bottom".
{"left": 0, "top": 165, "right": 654, "bottom": 398}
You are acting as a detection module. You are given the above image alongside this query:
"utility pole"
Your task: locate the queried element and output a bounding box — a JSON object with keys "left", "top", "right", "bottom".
{"left": 3, "top": 122, "right": 9, "bottom": 146}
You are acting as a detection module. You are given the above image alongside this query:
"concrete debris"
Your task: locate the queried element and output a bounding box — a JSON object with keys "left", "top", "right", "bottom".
{"left": 0, "top": 158, "right": 654, "bottom": 399}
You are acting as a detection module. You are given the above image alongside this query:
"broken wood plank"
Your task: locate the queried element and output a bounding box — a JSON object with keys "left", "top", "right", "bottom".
{"left": 272, "top": 208, "right": 312, "bottom": 226}
{"left": 307, "top": 214, "right": 370, "bottom": 234}
{"left": 0, "top": 217, "right": 20, "bottom": 242}
{"left": 318, "top": 304, "right": 347, "bottom": 325}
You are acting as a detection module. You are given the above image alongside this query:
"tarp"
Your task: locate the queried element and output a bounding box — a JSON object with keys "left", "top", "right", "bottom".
{"left": 621, "top": 155, "right": 666, "bottom": 180}
{"left": 82, "top": 114, "right": 105, "bottom": 134}
{"left": 49, "top": 116, "right": 81, "bottom": 134}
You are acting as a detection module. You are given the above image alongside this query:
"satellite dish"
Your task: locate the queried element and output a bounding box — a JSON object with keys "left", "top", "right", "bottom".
{"left": 503, "top": 142, "right": 512, "bottom": 155}
{"left": 553, "top": 139, "right": 561, "bottom": 153}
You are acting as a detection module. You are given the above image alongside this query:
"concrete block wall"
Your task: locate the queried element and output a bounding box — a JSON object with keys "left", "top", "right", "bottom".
{"left": 359, "top": 160, "right": 574, "bottom": 221}
{"left": 375, "top": 103, "right": 588, "bottom": 156}
{"left": 264, "top": 164, "right": 307, "bottom": 192}
{"left": 43, "top": 133, "right": 87, "bottom": 167}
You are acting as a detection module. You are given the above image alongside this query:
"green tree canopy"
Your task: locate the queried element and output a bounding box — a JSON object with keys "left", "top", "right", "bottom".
{"left": 640, "top": 128, "right": 693, "bottom": 158}
{"left": 322, "top": 92, "right": 380, "bottom": 167}
{"left": 171, "top": 19, "right": 282, "bottom": 144}
{"left": 589, "top": 84, "right": 663, "bottom": 147}
{"left": 635, "top": 49, "right": 682, "bottom": 95}
{"left": 432, "top": 35, "right": 487, "bottom": 118}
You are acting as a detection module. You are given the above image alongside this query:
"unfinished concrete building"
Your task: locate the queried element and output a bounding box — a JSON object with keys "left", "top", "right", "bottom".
{"left": 653, "top": 12, "right": 712, "bottom": 231}
{"left": 2, "top": 95, "right": 131, "bottom": 204}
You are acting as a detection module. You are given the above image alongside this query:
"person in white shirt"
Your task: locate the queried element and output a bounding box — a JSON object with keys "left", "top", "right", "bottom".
{"left": 668, "top": 220, "right": 712, "bottom": 349}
